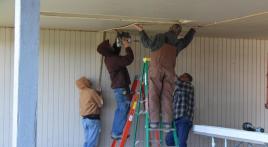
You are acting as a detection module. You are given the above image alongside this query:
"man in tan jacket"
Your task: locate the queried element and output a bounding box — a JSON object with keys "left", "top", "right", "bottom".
{"left": 76, "top": 77, "right": 103, "bottom": 147}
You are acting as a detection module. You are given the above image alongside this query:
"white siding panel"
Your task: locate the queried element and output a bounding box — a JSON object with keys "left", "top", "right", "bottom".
{"left": 0, "top": 27, "right": 13, "bottom": 147}
{"left": 1, "top": 27, "right": 268, "bottom": 147}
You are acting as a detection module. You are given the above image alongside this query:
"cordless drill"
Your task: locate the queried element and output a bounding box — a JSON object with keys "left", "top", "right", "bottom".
{"left": 242, "top": 122, "right": 264, "bottom": 133}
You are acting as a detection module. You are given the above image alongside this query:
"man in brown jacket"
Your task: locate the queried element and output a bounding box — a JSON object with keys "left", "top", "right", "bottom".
{"left": 133, "top": 24, "right": 196, "bottom": 129}
{"left": 97, "top": 32, "right": 134, "bottom": 139}
{"left": 76, "top": 77, "right": 103, "bottom": 147}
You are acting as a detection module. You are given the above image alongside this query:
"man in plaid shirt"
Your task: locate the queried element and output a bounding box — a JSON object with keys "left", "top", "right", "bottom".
{"left": 166, "top": 73, "right": 194, "bottom": 147}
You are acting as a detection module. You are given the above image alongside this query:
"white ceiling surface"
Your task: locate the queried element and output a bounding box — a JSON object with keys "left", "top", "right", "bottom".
{"left": 1, "top": 0, "right": 268, "bottom": 38}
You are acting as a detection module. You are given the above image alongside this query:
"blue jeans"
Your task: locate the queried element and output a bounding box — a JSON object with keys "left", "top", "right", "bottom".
{"left": 165, "top": 117, "right": 193, "bottom": 147}
{"left": 81, "top": 118, "right": 101, "bottom": 147}
{"left": 112, "top": 88, "right": 130, "bottom": 137}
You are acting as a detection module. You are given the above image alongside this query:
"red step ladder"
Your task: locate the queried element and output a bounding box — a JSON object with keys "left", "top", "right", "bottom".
{"left": 111, "top": 76, "right": 140, "bottom": 147}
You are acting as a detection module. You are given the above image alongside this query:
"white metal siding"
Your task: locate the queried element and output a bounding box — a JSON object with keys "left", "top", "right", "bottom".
{"left": 179, "top": 38, "right": 268, "bottom": 147}
{"left": 0, "top": 27, "right": 13, "bottom": 147}
{"left": 0, "top": 27, "right": 268, "bottom": 147}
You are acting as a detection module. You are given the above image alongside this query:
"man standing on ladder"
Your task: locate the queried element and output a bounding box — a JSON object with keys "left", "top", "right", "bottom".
{"left": 133, "top": 24, "right": 196, "bottom": 129}
{"left": 97, "top": 32, "right": 134, "bottom": 140}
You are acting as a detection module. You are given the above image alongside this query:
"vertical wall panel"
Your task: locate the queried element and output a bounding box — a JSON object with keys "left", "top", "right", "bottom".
{"left": 265, "top": 40, "right": 268, "bottom": 137}
{"left": 182, "top": 37, "right": 268, "bottom": 147}
{"left": 234, "top": 39, "right": 240, "bottom": 129}
{"left": 0, "top": 28, "right": 5, "bottom": 147}
{"left": 0, "top": 27, "right": 13, "bottom": 147}
{"left": 260, "top": 41, "right": 265, "bottom": 128}
{"left": 1, "top": 27, "right": 268, "bottom": 147}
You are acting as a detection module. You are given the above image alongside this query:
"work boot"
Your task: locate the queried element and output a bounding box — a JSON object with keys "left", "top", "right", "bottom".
{"left": 162, "top": 122, "right": 172, "bottom": 132}
{"left": 150, "top": 122, "right": 159, "bottom": 129}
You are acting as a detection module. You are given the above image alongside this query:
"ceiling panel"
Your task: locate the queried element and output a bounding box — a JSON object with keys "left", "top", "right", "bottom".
{"left": 40, "top": 16, "right": 131, "bottom": 31}
{"left": 1, "top": 0, "right": 268, "bottom": 38}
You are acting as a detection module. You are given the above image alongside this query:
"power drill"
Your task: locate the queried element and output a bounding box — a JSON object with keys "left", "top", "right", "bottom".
{"left": 116, "top": 32, "right": 131, "bottom": 47}
{"left": 242, "top": 122, "right": 264, "bottom": 133}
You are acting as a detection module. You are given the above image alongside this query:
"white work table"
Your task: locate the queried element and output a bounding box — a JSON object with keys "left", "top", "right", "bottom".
{"left": 192, "top": 125, "right": 268, "bottom": 147}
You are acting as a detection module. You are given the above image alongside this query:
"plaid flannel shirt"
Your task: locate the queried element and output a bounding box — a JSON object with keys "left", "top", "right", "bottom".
{"left": 173, "top": 80, "right": 194, "bottom": 121}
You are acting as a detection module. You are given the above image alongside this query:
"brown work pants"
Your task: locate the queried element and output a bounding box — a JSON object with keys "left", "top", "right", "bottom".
{"left": 148, "top": 64, "right": 175, "bottom": 124}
